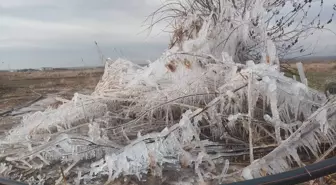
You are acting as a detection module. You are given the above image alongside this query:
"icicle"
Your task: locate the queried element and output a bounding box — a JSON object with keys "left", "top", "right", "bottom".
{"left": 220, "top": 159, "right": 230, "bottom": 180}
{"left": 266, "top": 39, "right": 279, "bottom": 68}
{"left": 88, "top": 122, "right": 101, "bottom": 141}
{"left": 0, "top": 163, "right": 9, "bottom": 175}
{"left": 264, "top": 77, "right": 282, "bottom": 143}
{"left": 316, "top": 109, "right": 328, "bottom": 134}
{"left": 242, "top": 166, "right": 254, "bottom": 180}
{"left": 247, "top": 71, "right": 254, "bottom": 163}
{"left": 296, "top": 62, "right": 308, "bottom": 86}
{"left": 195, "top": 152, "right": 205, "bottom": 183}
{"left": 75, "top": 171, "right": 82, "bottom": 185}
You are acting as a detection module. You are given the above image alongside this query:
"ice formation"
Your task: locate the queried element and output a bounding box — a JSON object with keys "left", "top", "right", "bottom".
{"left": 0, "top": 0, "right": 335, "bottom": 184}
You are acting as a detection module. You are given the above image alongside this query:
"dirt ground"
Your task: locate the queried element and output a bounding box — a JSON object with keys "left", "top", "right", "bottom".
{"left": 281, "top": 61, "right": 336, "bottom": 90}
{"left": 0, "top": 68, "right": 104, "bottom": 112}
{"left": 285, "top": 61, "right": 336, "bottom": 72}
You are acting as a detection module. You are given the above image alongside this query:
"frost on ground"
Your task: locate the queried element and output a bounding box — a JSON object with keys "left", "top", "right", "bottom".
{"left": 0, "top": 0, "right": 336, "bottom": 184}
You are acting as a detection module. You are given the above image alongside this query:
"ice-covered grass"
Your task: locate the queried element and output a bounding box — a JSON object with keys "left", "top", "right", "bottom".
{"left": 0, "top": 0, "right": 335, "bottom": 184}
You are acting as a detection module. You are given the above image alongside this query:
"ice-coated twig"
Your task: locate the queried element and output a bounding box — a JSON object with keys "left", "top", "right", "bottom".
{"left": 248, "top": 71, "right": 254, "bottom": 163}
{"left": 296, "top": 62, "right": 308, "bottom": 86}
{"left": 242, "top": 99, "right": 336, "bottom": 179}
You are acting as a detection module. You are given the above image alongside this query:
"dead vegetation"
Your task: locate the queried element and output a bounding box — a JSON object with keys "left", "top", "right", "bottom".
{"left": 0, "top": 0, "right": 335, "bottom": 184}
{"left": 283, "top": 61, "right": 336, "bottom": 73}
{"left": 280, "top": 61, "right": 336, "bottom": 91}
{"left": 0, "top": 68, "right": 103, "bottom": 112}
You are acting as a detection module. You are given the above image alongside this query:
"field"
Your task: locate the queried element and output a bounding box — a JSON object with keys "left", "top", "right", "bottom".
{"left": 0, "top": 68, "right": 104, "bottom": 113}
{"left": 1, "top": 61, "right": 335, "bottom": 114}
{"left": 282, "top": 61, "right": 336, "bottom": 90}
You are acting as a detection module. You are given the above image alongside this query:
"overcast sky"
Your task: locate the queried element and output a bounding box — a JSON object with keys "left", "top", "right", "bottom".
{"left": 0, "top": 0, "right": 335, "bottom": 70}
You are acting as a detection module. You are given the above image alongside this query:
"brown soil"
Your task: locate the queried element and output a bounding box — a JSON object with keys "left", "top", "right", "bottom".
{"left": 282, "top": 61, "right": 336, "bottom": 72}
{"left": 0, "top": 68, "right": 104, "bottom": 112}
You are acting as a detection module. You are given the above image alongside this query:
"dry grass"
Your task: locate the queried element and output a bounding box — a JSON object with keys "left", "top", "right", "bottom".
{"left": 0, "top": 68, "right": 104, "bottom": 111}
{"left": 281, "top": 61, "right": 336, "bottom": 91}
{"left": 284, "top": 61, "right": 336, "bottom": 73}
{"left": 0, "top": 68, "right": 103, "bottom": 80}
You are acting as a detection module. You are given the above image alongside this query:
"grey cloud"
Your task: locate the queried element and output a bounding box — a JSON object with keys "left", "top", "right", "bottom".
{"left": 0, "top": 0, "right": 168, "bottom": 69}
{"left": 0, "top": 0, "right": 157, "bottom": 22}
{"left": 0, "top": 0, "right": 335, "bottom": 70}
{"left": 0, "top": 41, "right": 167, "bottom": 69}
